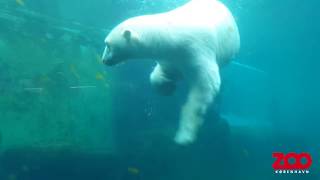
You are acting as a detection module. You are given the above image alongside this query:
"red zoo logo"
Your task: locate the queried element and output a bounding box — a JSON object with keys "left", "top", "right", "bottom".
{"left": 272, "top": 152, "right": 312, "bottom": 170}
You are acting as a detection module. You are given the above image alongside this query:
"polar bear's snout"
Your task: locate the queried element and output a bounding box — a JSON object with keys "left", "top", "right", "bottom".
{"left": 102, "top": 45, "right": 113, "bottom": 65}
{"left": 102, "top": 55, "right": 117, "bottom": 66}
{"left": 102, "top": 45, "right": 118, "bottom": 66}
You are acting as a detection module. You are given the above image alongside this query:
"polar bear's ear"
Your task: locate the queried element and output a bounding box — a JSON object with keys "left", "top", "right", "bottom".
{"left": 122, "top": 29, "right": 140, "bottom": 43}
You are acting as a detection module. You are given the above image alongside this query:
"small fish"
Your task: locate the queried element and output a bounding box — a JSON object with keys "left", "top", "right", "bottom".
{"left": 95, "top": 72, "right": 105, "bottom": 81}
{"left": 40, "top": 75, "right": 50, "bottom": 82}
{"left": 128, "top": 167, "right": 140, "bottom": 175}
{"left": 15, "top": 0, "right": 25, "bottom": 6}
{"left": 70, "top": 64, "right": 80, "bottom": 79}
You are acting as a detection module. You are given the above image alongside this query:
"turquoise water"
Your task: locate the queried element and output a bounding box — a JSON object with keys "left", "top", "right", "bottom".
{"left": 0, "top": 0, "right": 319, "bottom": 180}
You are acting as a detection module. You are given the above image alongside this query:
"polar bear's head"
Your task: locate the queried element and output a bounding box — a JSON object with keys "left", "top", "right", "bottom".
{"left": 102, "top": 24, "right": 141, "bottom": 66}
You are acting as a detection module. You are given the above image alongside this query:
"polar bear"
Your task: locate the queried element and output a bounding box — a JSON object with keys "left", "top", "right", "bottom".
{"left": 102, "top": 0, "right": 240, "bottom": 145}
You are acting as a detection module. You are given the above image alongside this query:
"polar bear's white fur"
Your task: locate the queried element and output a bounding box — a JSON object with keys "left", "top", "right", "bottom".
{"left": 102, "top": 0, "right": 240, "bottom": 145}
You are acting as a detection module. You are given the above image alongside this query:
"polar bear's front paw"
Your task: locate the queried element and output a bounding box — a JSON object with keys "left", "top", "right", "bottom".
{"left": 174, "top": 129, "right": 195, "bottom": 145}
{"left": 150, "top": 68, "right": 176, "bottom": 96}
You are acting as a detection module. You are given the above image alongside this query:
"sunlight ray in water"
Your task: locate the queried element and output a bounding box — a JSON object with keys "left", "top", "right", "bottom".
{"left": 231, "top": 61, "right": 266, "bottom": 74}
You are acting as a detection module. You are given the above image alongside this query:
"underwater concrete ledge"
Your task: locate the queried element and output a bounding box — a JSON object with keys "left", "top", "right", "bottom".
{"left": 0, "top": 148, "right": 127, "bottom": 180}
{"left": 0, "top": 121, "right": 318, "bottom": 180}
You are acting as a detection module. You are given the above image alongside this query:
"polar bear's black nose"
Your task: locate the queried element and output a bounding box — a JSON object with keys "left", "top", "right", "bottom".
{"left": 103, "top": 59, "right": 117, "bottom": 66}
{"left": 103, "top": 59, "right": 111, "bottom": 65}
{"left": 102, "top": 52, "right": 115, "bottom": 66}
